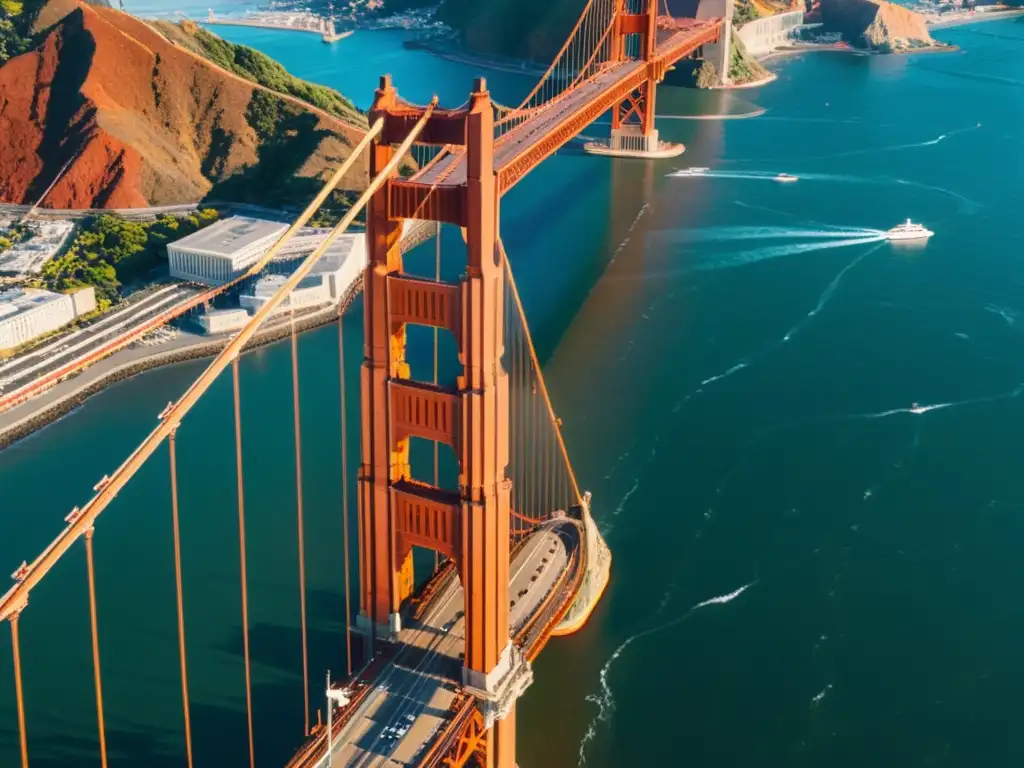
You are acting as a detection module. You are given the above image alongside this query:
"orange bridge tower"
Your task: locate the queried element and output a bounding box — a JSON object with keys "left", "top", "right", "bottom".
{"left": 356, "top": 75, "right": 530, "bottom": 766}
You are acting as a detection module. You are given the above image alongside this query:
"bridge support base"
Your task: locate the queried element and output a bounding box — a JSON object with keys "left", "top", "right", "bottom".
{"left": 553, "top": 492, "right": 611, "bottom": 636}
{"left": 583, "top": 127, "right": 684, "bottom": 159}
{"left": 353, "top": 611, "right": 402, "bottom": 642}
{"left": 463, "top": 641, "right": 533, "bottom": 729}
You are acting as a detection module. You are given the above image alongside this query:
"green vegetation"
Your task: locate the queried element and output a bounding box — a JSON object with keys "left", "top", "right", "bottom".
{"left": 728, "top": 35, "right": 770, "bottom": 84}
{"left": 695, "top": 60, "right": 720, "bottom": 89}
{"left": 39, "top": 211, "right": 219, "bottom": 304}
{"left": 0, "top": 11, "right": 28, "bottom": 63}
{"left": 211, "top": 90, "right": 363, "bottom": 219}
{"left": 159, "top": 20, "right": 364, "bottom": 126}
{"left": 733, "top": 0, "right": 762, "bottom": 26}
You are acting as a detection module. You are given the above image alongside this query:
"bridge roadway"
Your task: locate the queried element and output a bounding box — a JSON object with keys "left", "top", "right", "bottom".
{"left": 413, "top": 18, "right": 722, "bottom": 191}
{"left": 302, "top": 519, "right": 581, "bottom": 767}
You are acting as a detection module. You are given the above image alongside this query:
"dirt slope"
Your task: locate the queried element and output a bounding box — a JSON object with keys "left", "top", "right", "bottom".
{"left": 820, "top": 0, "right": 937, "bottom": 51}
{"left": 0, "top": 0, "right": 366, "bottom": 208}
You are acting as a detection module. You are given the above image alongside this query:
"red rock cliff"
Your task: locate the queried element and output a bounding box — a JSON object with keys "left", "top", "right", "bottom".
{"left": 820, "top": 0, "right": 937, "bottom": 51}
{"left": 0, "top": 1, "right": 365, "bottom": 208}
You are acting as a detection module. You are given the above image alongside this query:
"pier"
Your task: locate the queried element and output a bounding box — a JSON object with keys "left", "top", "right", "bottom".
{"left": 204, "top": 10, "right": 353, "bottom": 43}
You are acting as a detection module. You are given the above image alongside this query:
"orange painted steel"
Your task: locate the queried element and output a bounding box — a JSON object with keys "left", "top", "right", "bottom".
{"left": 233, "top": 358, "right": 256, "bottom": 768}
{"left": 168, "top": 430, "right": 195, "bottom": 768}
{"left": 338, "top": 303, "right": 354, "bottom": 677}
{"left": 441, "top": 708, "right": 489, "bottom": 767}
{"left": 0, "top": 120, "right": 386, "bottom": 625}
{"left": 84, "top": 530, "right": 109, "bottom": 768}
{"left": 10, "top": 612, "right": 28, "bottom": 768}
{"left": 496, "top": 0, "right": 598, "bottom": 122}
{"left": 290, "top": 311, "right": 312, "bottom": 736}
{"left": 434, "top": 228, "right": 442, "bottom": 574}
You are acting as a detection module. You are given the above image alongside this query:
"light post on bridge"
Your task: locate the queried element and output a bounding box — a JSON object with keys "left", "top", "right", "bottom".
{"left": 324, "top": 670, "right": 350, "bottom": 767}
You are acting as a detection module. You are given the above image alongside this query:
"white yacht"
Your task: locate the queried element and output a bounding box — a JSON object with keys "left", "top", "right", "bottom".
{"left": 674, "top": 167, "right": 709, "bottom": 176}
{"left": 775, "top": 173, "right": 799, "bottom": 183}
{"left": 886, "top": 219, "right": 934, "bottom": 241}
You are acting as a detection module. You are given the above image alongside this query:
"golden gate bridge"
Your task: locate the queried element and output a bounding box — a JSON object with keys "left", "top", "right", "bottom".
{"left": 1, "top": 2, "right": 723, "bottom": 765}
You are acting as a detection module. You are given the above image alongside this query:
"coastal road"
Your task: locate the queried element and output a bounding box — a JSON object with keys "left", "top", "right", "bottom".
{"left": 305, "top": 521, "right": 577, "bottom": 768}
{"left": 0, "top": 285, "right": 201, "bottom": 396}
{"left": 0, "top": 200, "right": 299, "bottom": 222}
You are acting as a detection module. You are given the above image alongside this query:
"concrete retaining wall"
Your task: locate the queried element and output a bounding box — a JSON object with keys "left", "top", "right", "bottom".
{"left": 737, "top": 9, "right": 805, "bottom": 56}
{"left": 697, "top": 0, "right": 735, "bottom": 83}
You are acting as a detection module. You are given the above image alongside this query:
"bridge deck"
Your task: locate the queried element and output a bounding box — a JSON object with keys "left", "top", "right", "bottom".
{"left": 308, "top": 520, "right": 579, "bottom": 767}
{"left": 411, "top": 18, "right": 722, "bottom": 193}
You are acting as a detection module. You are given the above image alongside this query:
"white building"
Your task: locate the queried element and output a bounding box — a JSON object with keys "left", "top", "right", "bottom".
{"left": 0, "top": 220, "right": 75, "bottom": 276}
{"left": 0, "top": 286, "right": 96, "bottom": 351}
{"left": 198, "top": 307, "right": 251, "bottom": 335}
{"left": 310, "top": 233, "right": 367, "bottom": 301}
{"left": 240, "top": 274, "right": 331, "bottom": 315}
{"left": 237, "top": 232, "right": 367, "bottom": 317}
{"left": 167, "top": 217, "right": 288, "bottom": 285}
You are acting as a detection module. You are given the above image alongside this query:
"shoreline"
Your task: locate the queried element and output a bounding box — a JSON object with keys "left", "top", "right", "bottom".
{"left": 0, "top": 286, "right": 361, "bottom": 451}
{"left": 714, "top": 71, "right": 778, "bottom": 90}
{"left": 760, "top": 40, "right": 958, "bottom": 63}
{"left": 927, "top": 8, "right": 1024, "bottom": 30}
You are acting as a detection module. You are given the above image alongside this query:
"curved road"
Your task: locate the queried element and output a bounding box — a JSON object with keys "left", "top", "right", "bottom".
{"left": 303, "top": 520, "right": 580, "bottom": 768}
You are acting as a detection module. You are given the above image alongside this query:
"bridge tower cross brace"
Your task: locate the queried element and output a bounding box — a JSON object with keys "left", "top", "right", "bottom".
{"left": 609, "top": 0, "right": 666, "bottom": 154}
{"left": 358, "top": 75, "right": 528, "bottom": 767}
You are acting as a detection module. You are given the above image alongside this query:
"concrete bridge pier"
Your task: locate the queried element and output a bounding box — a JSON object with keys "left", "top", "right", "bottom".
{"left": 583, "top": 1, "right": 686, "bottom": 159}
{"left": 697, "top": 0, "right": 735, "bottom": 85}
{"left": 553, "top": 493, "right": 612, "bottom": 636}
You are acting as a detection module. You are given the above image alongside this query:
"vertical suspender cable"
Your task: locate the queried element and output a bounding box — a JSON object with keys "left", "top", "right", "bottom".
{"left": 433, "top": 226, "right": 441, "bottom": 573}
{"left": 232, "top": 358, "right": 256, "bottom": 768}
{"left": 168, "top": 430, "right": 194, "bottom": 768}
{"left": 84, "top": 530, "right": 108, "bottom": 768}
{"left": 10, "top": 613, "right": 28, "bottom": 768}
{"left": 290, "top": 308, "right": 311, "bottom": 736}
{"left": 338, "top": 301, "right": 353, "bottom": 679}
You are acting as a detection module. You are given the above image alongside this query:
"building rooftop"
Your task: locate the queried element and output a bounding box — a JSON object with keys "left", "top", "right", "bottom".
{"left": 0, "top": 288, "right": 68, "bottom": 320}
{"left": 170, "top": 216, "right": 288, "bottom": 257}
{"left": 203, "top": 307, "right": 250, "bottom": 318}
{"left": 244, "top": 273, "right": 325, "bottom": 301}
{"left": 310, "top": 234, "right": 361, "bottom": 275}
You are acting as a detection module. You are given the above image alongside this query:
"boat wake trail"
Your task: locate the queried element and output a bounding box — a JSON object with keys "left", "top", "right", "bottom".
{"left": 781, "top": 242, "right": 886, "bottom": 342}
{"left": 674, "top": 170, "right": 981, "bottom": 213}
{"left": 728, "top": 123, "right": 982, "bottom": 164}
{"left": 694, "top": 234, "right": 884, "bottom": 272}
{"left": 656, "top": 225, "right": 886, "bottom": 245}
{"left": 673, "top": 243, "right": 879, "bottom": 407}
{"left": 844, "top": 383, "right": 1024, "bottom": 421}
{"left": 577, "top": 581, "right": 757, "bottom": 765}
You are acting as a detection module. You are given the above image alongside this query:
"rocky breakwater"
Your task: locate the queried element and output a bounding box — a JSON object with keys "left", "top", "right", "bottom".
{"left": 820, "top": 0, "right": 950, "bottom": 52}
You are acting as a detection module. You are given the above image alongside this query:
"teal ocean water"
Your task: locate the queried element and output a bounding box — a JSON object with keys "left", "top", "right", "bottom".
{"left": 3, "top": 16, "right": 1024, "bottom": 768}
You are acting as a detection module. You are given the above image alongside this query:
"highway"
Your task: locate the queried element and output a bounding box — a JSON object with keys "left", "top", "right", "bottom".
{"left": 308, "top": 520, "right": 580, "bottom": 768}
{"left": 0, "top": 200, "right": 297, "bottom": 222}
{"left": 414, "top": 18, "right": 721, "bottom": 190}
{"left": 0, "top": 285, "right": 200, "bottom": 395}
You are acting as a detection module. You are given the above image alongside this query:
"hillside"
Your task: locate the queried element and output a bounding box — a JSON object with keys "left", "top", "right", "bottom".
{"left": 0, "top": 0, "right": 368, "bottom": 209}
{"left": 820, "top": 0, "right": 940, "bottom": 51}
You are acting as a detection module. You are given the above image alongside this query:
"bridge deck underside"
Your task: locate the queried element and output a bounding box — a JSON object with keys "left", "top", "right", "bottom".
{"left": 411, "top": 18, "right": 721, "bottom": 194}
{"left": 320, "top": 521, "right": 579, "bottom": 767}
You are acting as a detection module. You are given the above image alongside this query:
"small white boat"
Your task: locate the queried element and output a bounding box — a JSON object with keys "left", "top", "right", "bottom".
{"left": 674, "top": 167, "right": 709, "bottom": 176}
{"left": 774, "top": 173, "right": 799, "bottom": 183}
{"left": 886, "top": 219, "right": 934, "bottom": 241}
